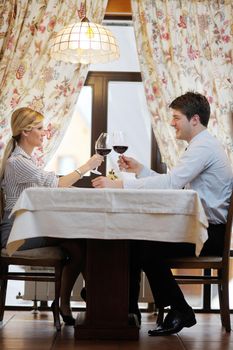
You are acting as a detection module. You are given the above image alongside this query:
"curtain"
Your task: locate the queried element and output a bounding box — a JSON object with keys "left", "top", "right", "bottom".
{"left": 0, "top": 0, "right": 108, "bottom": 165}
{"left": 131, "top": 0, "right": 233, "bottom": 169}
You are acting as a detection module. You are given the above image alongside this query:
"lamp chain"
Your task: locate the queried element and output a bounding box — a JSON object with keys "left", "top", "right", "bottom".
{"left": 78, "top": 1, "right": 86, "bottom": 20}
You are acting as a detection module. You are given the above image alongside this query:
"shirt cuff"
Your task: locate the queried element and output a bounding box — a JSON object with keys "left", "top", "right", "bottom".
{"left": 136, "top": 166, "right": 155, "bottom": 178}
{"left": 123, "top": 178, "right": 146, "bottom": 189}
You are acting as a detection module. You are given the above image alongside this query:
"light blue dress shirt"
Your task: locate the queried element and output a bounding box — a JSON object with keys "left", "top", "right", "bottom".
{"left": 123, "top": 130, "right": 233, "bottom": 224}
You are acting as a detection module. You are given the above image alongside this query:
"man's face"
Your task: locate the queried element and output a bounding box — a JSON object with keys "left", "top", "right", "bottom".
{"left": 170, "top": 109, "right": 193, "bottom": 142}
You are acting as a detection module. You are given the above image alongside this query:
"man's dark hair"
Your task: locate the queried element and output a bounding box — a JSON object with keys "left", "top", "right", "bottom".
{"left": 169, "top": 92, "right": 210, "bottom": 127}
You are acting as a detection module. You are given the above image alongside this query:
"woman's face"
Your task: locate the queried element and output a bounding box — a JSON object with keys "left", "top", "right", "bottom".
{"left": 26, "top": 122, "right": 45, "bottom": 147}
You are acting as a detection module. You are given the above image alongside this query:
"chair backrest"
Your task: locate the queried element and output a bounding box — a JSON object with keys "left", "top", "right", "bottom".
{"left": 0, "top": 188, "right": 5, "bottom": 223}
{"left": 0, "top": 222, "right": 3, "bottom": 251}
{"left": 222, "top": 190, "right": 233, "bottom": 264}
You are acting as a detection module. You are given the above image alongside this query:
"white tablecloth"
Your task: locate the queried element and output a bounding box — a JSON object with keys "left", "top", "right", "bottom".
{"left": 6, "top": 187, "right": 208, "bottom": 256}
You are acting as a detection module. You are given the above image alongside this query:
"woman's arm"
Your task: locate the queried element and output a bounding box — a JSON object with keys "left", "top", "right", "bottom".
{"left": 58, "top": 154, "right": 103, "bottom": 187}
{"left": 12, "top": 153, "right": 103, "bottom": 188}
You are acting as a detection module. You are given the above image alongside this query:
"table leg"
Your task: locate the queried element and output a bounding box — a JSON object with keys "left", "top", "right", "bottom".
{"left": 74, "top": 239, "right": 139, "bottom": 340}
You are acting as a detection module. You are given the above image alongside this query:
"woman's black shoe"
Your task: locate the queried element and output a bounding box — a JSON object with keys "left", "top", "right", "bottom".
{"left": 51, "top": 300, "right": 75, "bottom": 326}
{"left": 50, "top": 300, "right": 61, "bottom": 331}
{"left": 59, "top": 309, "right": 75, "bottom": 326}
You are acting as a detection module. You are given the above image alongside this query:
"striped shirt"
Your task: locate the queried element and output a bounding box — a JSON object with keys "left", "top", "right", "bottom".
{"left": 1, "top": 145, "right": 59, "bottom": 211}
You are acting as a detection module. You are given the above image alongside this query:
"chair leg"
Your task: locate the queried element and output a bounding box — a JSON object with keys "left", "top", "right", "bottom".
{"left": 53, "top": 264, "right": 63, "bottom": 331}
{"left": 218, "top": 284, "right": 224, "bottom": 326}
{"left": 218, "top": 281, "right": 231, "bottom": 332}
{"left": 156, "top": 307, "right": 164, "bottom": 328}
{"left": 0, "top": 265, "right": 8, "bottom": 322}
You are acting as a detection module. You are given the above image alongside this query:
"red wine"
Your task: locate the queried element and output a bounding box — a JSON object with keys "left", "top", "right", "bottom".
{"left": 113, "top": 145, "right": 128, "bottom": 154}
{"left": 96, "top": 148, "right": 112, "bottom": 156}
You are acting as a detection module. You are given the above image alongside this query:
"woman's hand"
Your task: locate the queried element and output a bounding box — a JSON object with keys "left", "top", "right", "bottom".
{"left": 118, "top": 155, "right": 143, "bottom": 176}
{"left": 92, "top": 176, "right": 123, "bottom": 188}
{"left": 81, "top": 154, "right": 104, "bottom": 173}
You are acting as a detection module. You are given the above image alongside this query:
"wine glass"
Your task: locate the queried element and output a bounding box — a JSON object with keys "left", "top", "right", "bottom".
{"left": 91, "top": 132, "right": 112, "bottom": 175}
{"left": 112, "top": 131, "right": 128, "bottom": 155}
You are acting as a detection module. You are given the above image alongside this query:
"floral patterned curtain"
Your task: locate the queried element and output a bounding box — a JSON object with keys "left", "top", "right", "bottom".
{"left": 0, "top": 0, "right": 108, "bottom": 165}
{"left": 131, "top": 0, "right": 233, "bottom": 169}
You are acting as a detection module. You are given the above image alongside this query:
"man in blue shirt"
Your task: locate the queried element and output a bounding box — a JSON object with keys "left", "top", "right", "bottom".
{"left": 92, "top": 92, "right": 232, "bottom": 336}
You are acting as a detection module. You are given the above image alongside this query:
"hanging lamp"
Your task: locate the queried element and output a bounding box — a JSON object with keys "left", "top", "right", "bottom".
{"left": 50, "top": 3, "right": 120, "bottom": 65}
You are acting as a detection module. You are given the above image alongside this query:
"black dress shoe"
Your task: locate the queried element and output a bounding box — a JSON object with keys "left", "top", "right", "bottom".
{"left": 129, "top": 307, "right": 141, "bottom": 326}
{"left": 128, "top": 313, "right": 141, "bottom": 327}
{"left": 148, "top": 307, "right": 196, "bottom": 336}
{"left": 129, "top": 311, "right": 141, "bottom": 326}
{"left": 80, "top": 287, "right": 86, "bottom": 302}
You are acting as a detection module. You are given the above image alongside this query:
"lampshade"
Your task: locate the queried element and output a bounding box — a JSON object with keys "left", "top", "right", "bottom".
{"left": 50, "top": 19, "right": 120, "bottom": 64}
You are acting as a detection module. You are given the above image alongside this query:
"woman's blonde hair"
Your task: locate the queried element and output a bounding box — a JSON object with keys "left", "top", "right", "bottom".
{"left": 0, "top": 107, "right": 44, "bottom": 219}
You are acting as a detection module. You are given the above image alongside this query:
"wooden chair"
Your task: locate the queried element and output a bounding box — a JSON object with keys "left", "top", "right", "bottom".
{"left": 0, "top": 246, "right": 65, "bottom": 331}
{"left": 157, "top": 191, "right": 233, "bottom": 332}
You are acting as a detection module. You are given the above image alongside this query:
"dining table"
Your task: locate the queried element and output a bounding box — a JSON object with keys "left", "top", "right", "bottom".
{"left": 6, "top": 187, "right": 208, "bottom": 340}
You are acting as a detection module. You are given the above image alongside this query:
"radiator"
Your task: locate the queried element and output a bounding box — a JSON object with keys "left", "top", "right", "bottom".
{"left": 23, "top": 268, "right": 153, "bottom": 303}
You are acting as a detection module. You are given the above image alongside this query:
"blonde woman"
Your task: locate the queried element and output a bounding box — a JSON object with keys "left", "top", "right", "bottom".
{"left": 0, "top": 107, "right": 103, "bottom": 325}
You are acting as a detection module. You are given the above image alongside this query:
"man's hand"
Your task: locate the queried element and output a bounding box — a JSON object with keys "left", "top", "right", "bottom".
{"left": 118, "top": 155, "right": 143, "bottom": 176}
{"left": 92, "top": 176, "right": 123, "bottom": 188}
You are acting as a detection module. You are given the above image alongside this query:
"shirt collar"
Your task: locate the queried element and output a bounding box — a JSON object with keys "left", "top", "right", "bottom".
{"left": 13, "top": 145, "right": 32, "bottom": 160}
{"left": 189, "top": 129, "right": 208, "bottom": 146}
